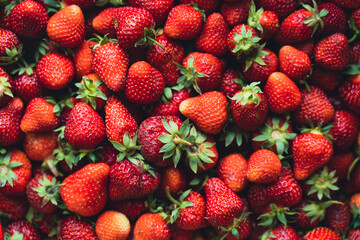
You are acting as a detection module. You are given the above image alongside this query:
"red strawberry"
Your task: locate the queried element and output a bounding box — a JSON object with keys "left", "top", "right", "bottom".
{"left": 73, "top": 40, "right": 96, "bottom": 79}
{"left": 5, "top": 220, "right": 40, "bottom": 240}
{"left": 350, "top": 41, "right": 360, "bottom": 65}
{"left": 195, "top": 12, "right": 229, "bottom": 57}
{"left": 46, "top": 4, "right": 85, "bottom": 48}
{"left": 60, "top": 163, "right": 110, "bottom": 217}
{"left": 108, "top": 198, "right": 148, "bottom": 221}
{"left": 308, "top": 67, "right": 340, "bottom": 92}
{"left": 264, "top": 72, "right": 301, "bottom": 114}
{"left": 292, "top": 39, "right": 315, "bottom": 56}
{"left": 0, "top": 28, "right": 21, "bottom": 65}
{"left": 63, "top": 0, "right": 95, "bottom": 10}
{"left": 14, "top": 71, "right": 43, "bottom": 103}
{"left": 157, "top": 166, "right": 186, "bottom": 199}
{"left": 220, "top": 0, "right": 251, "bottom": 27}
{"left": 247, "top": 183, "right": 269, "bottom": 214}
{"left": 348, "top": 229, "right": 360, "bottom": 240}
{"left": 0, "top": 66, "right": 14, "bottom": 108}
{"left": 258, "top": 0, "right": 297, "bottom": 20}
{"left": 219, "top": 68, "right": 242, "bottom": 98}
{"left": 339, "top": 74, "right": 360, "bottom": 115}
{"left": 8, "top": 0, "right": 48, "bottom": 39}
{"left": 303, "top": 227, "right": 342, "bottom": 240}
{"left": 325, "top": 199, "right": 351, "bottom": 233}
{"left": 23, "top": 132, "right": 58, "bottom": 161}
{"left": 226, "top": 24, "right": 259, "bottom": 59}
{"left": 180, "top": 0, "right": 220, "bottom": 13}
{"left": 128, "top": 0, "right": 174, "bottom": 25}
{"left": 330, "top": 0, "right": 360, "bottom": 9}
{"left": 179, "top": 91, "right": 228, "bottom": 135}
{"left": 253, "top": 10, "right": 280, "bottom": 40}
{"left": 328, "top": 151, "right": 354, "bottom": 180}
{"left": 293, "top": 200, "right": 320, "bottom": 229}
{"left": 0, "top": 98, "right": 23, "bottom": 146}
{"left": 125, "top": 61, "right": 165, "bottom": 104}
{"left": 134, "top": 213, "right": 171, "bottom": 240}
{"left": 95, "top": 210, "right": 131, "bottom": 240}
{"left": 92, "top": 41, "right": 129, "bottom": 92}
{"left": 317, "top": 2, "right": 346, "bottom": 37}
{"left": 36, "top": 53, "right": 75, "bottom": 90}
{"left": 92, "top": 7, "right": 118, "bottom": 37}
{"left": 58, "top": 216, "right": 97, "bottom": 240}
{"left": 292, "top": 85, "right": 335, "bottom": 126}
{"left": 164, "top": 4, "right": 204, "bottom": 40}
{"left": 205, "top": 177, "right": 244, "bottom": 227}
{"left": 314, "top": 33, "right": 350, "bottom": 71}
{"left": 0, "top": 190, "right": 29, "bottom": 221}
{"left": 268, "top": 224, "right": 301, "bottom": 240}
{"left": 279, "top": 45, "right": 311, "bottom": 81}
{"left": 20, "top": 97, "right": 59, "bottom": 133}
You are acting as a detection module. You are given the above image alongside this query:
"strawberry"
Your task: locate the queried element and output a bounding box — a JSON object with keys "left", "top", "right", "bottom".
{"left": 292, "top": 85, "right": 335, "bottom": 126}
{"left": 95, "top": 210, "right": 131, "bottom": 240}
{"left": 23, "top": 132, "right": 58, "bottom": 161}
{"left": 134, "top": 213, "right": 171, "bottom": 240}
{"left": 73, "top": 40, "right": 96, "bottom": 79}
{"left": 267, "top": 224, "right": 301, "bottom": 240}
{"left": 0, "top": 190, "right": 29, "bottom": 221}
{"left": 258, "top": 0, "right": 297, "bottom": 20}
{"left": 0, "top": 98, "right": 23, "bottom": 146}
{"left": 292, "top": 129, "right": 333, "bottom": 181}
{"left": 308, "top": 67, "right": 340, "bottom": 92}
{"left": 205, "top": 177, "right": 244, "bottom": 227}
{"left": 180, "top": 0, "right": 220, "bottom": 13}
{"left": 105, "top": 95, "right": 137, "bottom": 144}
{"left": 246, "top": 149, "right": 282, "bottom": 183}
{"left": 14, "top": 71, "right": 43, "bottom": 103}
{"left": 179, "top": 91, "right": 228, "bottom": 135}
{"left": 195, "top": 12, "right": 229, "bottom": 57}
{"left": 314, "top": 33, "right": 350, "bottom": 71}
{"left": 230, "top": 82, "right": 268, "bottom": 131}
{"left": 303, "top": 227, "right": 342, "bottom": 240}
{"left": 164, "top": 4, "right": 204, "bottom": 40}
{"left": 157, "top": 166, "right": 186, "bottom": 199}
{"left": 8, "top": 0, "right": 48, "bottom": 39}
{"left": 247, "top": 183, "right": 269, "bottom": 214}
{"left": 20, "top": 97, "right": 59, "bottom": 133}
{"left": 64, "top": 102, "right": 105, "bottom": 149}
{"left": 279, "top": 45, "right": 311, "bottom": 82}
{"left": 125, "top": 61, "right": 165, "bottom": 104}
{"left": 60, "top": 163, "right": 110, "bottom": 217}
{"left": 63, "top": 0, "right": 95, "bottom": 10}
{"left": 146, "top": 34, "right": 184, "bottom": 86}
{"left": 36, "top": 53, "right": 75, "bottom": 90}
{"left": 220, "top": 0, "right": 251, "bottom": 27}
{"left": 0, "top": 148, "right": 31, "bottom": 196}
{"left": 328, "top": 151, "right": 354, "bottom": 180}
{"left": 109, "top": 159, "right": 160, "bottom": 200}
{"left": 330, "top": 0, "right": 360, "bottom": 9}
{"left": 58, "top": 215, "right": 97, "bottom": 240}
{"left": 317, "top": 2, "right": 346, "bottom": 37}
{"left": 128, "top": 0, "right": 174, "bottom": 25}
{"left": 92, "top": 41, "right": 129, "bottom": 92}
{"left": 226, "top": 24, "right": 259, "bottom": 59}
{"left": 219, "top": 68, "right": 242, "bottom": 98}
{"left": 217, "top": 153, "right": 247, "bottom": 193}
{"left": 26, "top": 174, "right": 60, "bottom": 214}
{"left": 325, "top": 199, "right": 351, "bottom": 233}
{"left": 350, "top": 41, "right": 360, "bottom": 65}
{"left": 0, "top": 66, "right": 14, "bottom": 108}
{"left": 247, "top": 7, "right": 280, "bottom": 40}
{"left": 0, "top": 28, "right": 21, "bottom": 65}
{"left": 264, "top": 72, "right": 301, "bottom": 114}
{"left": 5, "top": 220, "right": 40, "bottom": 240}
{"left": 92, "top": 7, "right": 118, "bottom": 37}
{"left": 292, "top": 39, "right": 315, "bottom": 56}
{"left": 339, "top": 74, "right": 360, "bottom": 115}
{"left": 108, "top": 198, "right": 148, "bottom": 221}
{"left": 348, "top": 229, "right": 360, "bottom": 239}
{"left": 329, "top": 110, "right": 360, "bottom": 150}
{"left": 293, "top": 200, "right": 321, "bottom": 229}
{"left": 46, "top": 4, "right": 85, "bottom": 48}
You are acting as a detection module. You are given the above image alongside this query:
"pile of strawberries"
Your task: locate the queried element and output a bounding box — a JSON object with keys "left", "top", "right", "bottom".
{"left": 1, "top": 0, "right": 360, "bottom": 239}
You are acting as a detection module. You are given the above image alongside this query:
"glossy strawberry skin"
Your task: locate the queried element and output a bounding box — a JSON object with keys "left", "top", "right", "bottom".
{"left": 92, "top": 7, "right": 118, "bottom": 37}
{"left": 269, "top": 224, "right": 301, "bottom": 240}
{"left": 73, "top": 40, "right": 95, "bottom": 79}
{"left": 219, "top": 68, "right": 242, "bottom": 98}
{"left": 339, "top": 75, "right": 360, "bottom": 115}
{"left": 157, "top": 166, "right": 186, "bottom": 199}
{"left": 134, "top": 213, "right": 171, "bottom": 240}
{"left": 317, "top": 3, "right": 346, "bottom": 37}
{"left": 14, "top": 72, "right": 43, "bottom": 103}
{"left": 0, "top": 28, "right": 20, "bottom": 63}
{"left": 58, "top": 215, "right": 97, "bottom": 240}
{"left": 0, "top": 98, "right": 23, "bottom": 147}
{"left": 303, "top": 227, "right": 342, "bottom": 240}
{"left": 5, "top": 220, "right": 41, "bottom": 240}
{"left": 259, "top": 11, "right": 280, "bottom": 40}
{"left": 279, "top": 45, "right": 311, "bottom": 82}
{"left": 220, "top": 0, "right": 251, "bottom": 27}
{"left": 128, "top": 0, "right": 174, "bottom": 25}
{"left": 23, "top": 131, "right": 57, "bottom": 161}
{"left": 258, "top": 0, "right": 297, "bottom": 20}
{"left": 0, "top": 190, "right": 29, "bottom": 221}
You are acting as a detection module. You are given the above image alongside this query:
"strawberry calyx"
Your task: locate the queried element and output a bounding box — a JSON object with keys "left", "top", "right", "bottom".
{"left": 231, "top": 82, "right": 262, "bottom": 106}
{"left": 134, "top": 24, "right": 165, "bottom": 50}
{"left": 11, "top": 57, "right": 35, "bottom": 76}
{"left": 345, "top": 62, "right": 360, "bottom": 76}
{"left": 220, "top": 116, "right": 249, "bottom": 147}
{"left": 4, "top": 231, "right": 24, "bottom": 240}
{"left": 305, "top": 166, "right": 339, "bottom": 200}
{"left": 160, "top": 85, "right": 185, "bottom": 105}
{"left": 243, "top": 44, "right": 269, "bottom": 71}
{"left": 257, "top": 203, "right": 297, "bottom": 229}
{"left": 253, "top": 117, "right": 297, "bottom": 156}
{"left": 75, "top": 76, "right": 108, "bottom": 110}
{"left": 33, "top": 175, "right": 62, "bottom": 207}
{"left": 110, "top": 132, "right": 144, "bottom": 163}
{"left": 0, "top": 152, "right": 22, "bottom": 187}
{"left": 89, "top": 34, "right": 117, "bottom": 51}
{"left": 302, "top": 0, "right": 328, "bottom": 36}
{"left": 42, "top": 0, "right": 64, "bottom": 13}
{"left": 247, "top": 2, "right": 264, "bottom": 33}
{"left": 95, "top": 0, "right": 125, "bottom": 7}
{"left": 46, "top": 92, "right": 75, "bottom": 117}
{"left": 231, "top": 25, "right": 261, "bottom": 61}
{"left": 0, "top": 76, "right": 13, "bottom": 99}
{"left": 175, "top": 56, "right": 209, "bottom": 94}
{"left": 302, "top": 200, "right": 343, "bottom": 223}
{"left": 300, "top": 120, "right": 333, "bottom": 142}
{"left": 217, "top": 211, "right": 251, "bottom": 240}
{"left": 163, "top": 188, "right": 193, "bottom": 224}
{"left": 0, "top": 44, "right": 23, "bottom": 66}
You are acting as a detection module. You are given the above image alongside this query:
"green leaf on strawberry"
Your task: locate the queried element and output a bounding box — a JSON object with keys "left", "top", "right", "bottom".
{"left": 75, "top": 76, "right": 107, "bottom": 110}
{"left": 0, "top": 153, "right": 22, "bottom": 187}
{"left": 33, "top": 175, "right": 62, "bottom": 206}
{"left": 306, "top": 166, "right": 339, "bottom": 200}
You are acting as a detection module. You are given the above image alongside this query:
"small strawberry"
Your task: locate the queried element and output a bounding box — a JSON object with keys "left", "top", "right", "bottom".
{"left": 5, "top": 220, "right": 40, "bottom": 240}
{"left": 0, "top": 97, "right": 23, "bottom": 146}
{"left": 73, "top": 40, "right": 96, "bottom": 79}
{"left": 128, "top": 0, "right": 174, "bottom": 25}
{"left": 60, "top": 163, "right": 110, "bottom": 217}
{"left": 258, "top": 0, "right": 297, "bottom": 20}
{"left": 219, "top": 68, "right": 242, "bottom": 98}
{"left": 58, "top": 215, "right": 97, "bottom": 240}
{"left": 36, "top": 53, "right": 75, "bottom": 90}
{"left": 264, "top": 72, "right": 301, "bottom": 114}
{"left": 179, "top": 91, "right": 228, "bottom": 135}
{"left": 0, "top": 190, "right": 29, "bottom": 221}
{"left": 23, "top": 132, "right": 58, "bottom": 161}
{"left": 133, "top": 213, "right": 171, "bottom": 240}
{"left": 220, "top": 0, "right": 251, "bottom": 27}
{"left": 303, "top": 227, "right": 342, "bottom": 240}
{"left": 0, "top": 28, "right": 22, "bottom": 65}
{"left": 95, "top": 210, "right": 131, "bottom": 240}
{"left": 125, "top": 61, "right": 165, "bottom": 104}
{"left": 247, "top": 149, "right": 282, "bottom": 183}
{"left": 338, "top": 72, "right": 360, "bottom": 115}
{"left": 14, "top": 71, "right": 43, "bottom": 103}
{"left": 46, "top": 4, "right": 85, "bottom": 48}
{"left": 20, "top": 97, "right": 59, "bottom": 133}
{"left": 157, "top": 166, "right": 186, "bottom": 199}
{"left": 279, "top": 45, "right": 311, "bottom": 81}
{"left": 164, "top": 4, "right": 204, "bottom": 40}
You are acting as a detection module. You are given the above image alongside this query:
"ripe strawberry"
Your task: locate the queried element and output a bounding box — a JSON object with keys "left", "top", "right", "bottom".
{"left": 329, "top": 110, "right": 360, "bottom": 150}
{"left": 92, "top": 7, "right": 118, "bottom": 37}
{"left": 60, "top": 163, "right": 110, "bottom": 217}
{"left": 249, "top": 9, "right": 280, "bottom": 40}
{"left": 350, "top": 41, "right": 360, "bottom": 65}
{"left": 293, "top": 200, "right": 321, "bottom": 229}
{"left": 128, "top": 0, "right": 174, "bottom": 25}
{"left": 134, "top": 213, "right": 171, "bottom": 240}
{"left": 246, "top": 149, "right": 282, "bottom": 183}
{"left": 5, "top": 220, "right": 40, "bottom": 239}
{"left": 180, "top": 0, "right": 220, "bottom": 13}
{"left": 328, "top": 151, "right": 354, "bottom": 180}
{"left": 108, "top": 198, "right": 148, "bottom": 221}
{"left": 258, "top": 0, "right": 297, "bottom": 20}
{"left": 339, "top": 75, "right": 360, "bottom": 115}
{"left": 0, "top": 66, "right": 14, "bottom": 108}
{"left": 247, "top": 183, "right": 269, "bottom": 214}
{"left": 179, "top": 91, "right": 228, "bottom": 135}
{"left": 308, "top": 67, "right": 340, "bottom": 92}
{"left": 268, "top": 224, "right": 301, "bottom": 240}
{"left": 325, "top": 199, "right": 351, "bottom": 233}
{"left": 26, "top": 174, "right": 60, "bottom": 214}
{"left": 73, "top": 40, "right": 96, "bottom": 79}
{"left": 92, "top": 41, "right": 129, "bottom": 92}
{"left": 279, "top": 45, "right": 311, "bottom": 82}
{"left": 292, "top": 130, "right": 333, "bottom": 181}
{"left": 348, "top": 229, "right": 360, "bottom": 239}
{"left": 330, "top": 0, "right": 360, "bottom": 9}
{"left": 227, "top": 24, "right": 259, "bottom": 59}
{"left": 195, "top": 13, "right": 229, "bottom": 57}
{"left": 0, "top": 28, "right": 21, "bottom": 65}
{"left": 264, "top": 72, "right": 301, "bottom": 114}
{"left": 205, "top": 177, "right": 244, "bottom": 227}
{"left": 95, "top": 210, "right": 131, "bottom": 240}
{"left": 217, "top": 153, "right": 247, "bottom": 193}
{"left": 0, "top": 98, "right": 23, "bottom": 146}
{"left": 125, "top": 61, "right": 165, "bottom": 104}
{"left": 46, "top": 4, "right": 85, "bottom": 48}
{"left": 58, "top": 215, "right": 97, "bottom": 240}
{"left": 23, "top": 131, "right": 57, "bottom": 161}
{"left": 219, "top": 68, "right": 242, "bottom": 98}
{"left": 317, "top": 2, "right": 346, "bottom": 37}
{"left": 0, "top": 190, "right": 29, "bottom": 221}
{"left": 20, "top": 97, "right": 59, "bottom": 133}
{"left": 63, "top": 0, "right": 95, "bottom": 10}
{"left": 164, "top": 4, "right": 204, "bottom": 40}
{"left": 314, "top": 33, "right": 350, "bottom": 71}
{"left": 242, "top": 48, "right": 279, "bottom": 84}
{"left": 303, "top": 227, "right": 342, "bottom": 240}
{"left": 220, "top": 0, "right": 251, "bottom": 27}
{"left": 230, "top": 82, "right": 268, "bottom": 131}
{"left": 157, "top": 166, "right": 186, "bottom": 199}
{"left": 146, "top": 34, "right": 184, "bottom": 86}
{"left": 292, "top": 85, "right": 335, "bottom": 126}
{"left": 36, "top": 53, "right": 75, "bottom": 90}
{"left": 8, "top": 0, "right": 48, "bottom": 39}
{"left": 292, "top": 39, "right": 315, "bottom": 56}
{"left": 14, "top": 71, "right": 43, "bottom": 103}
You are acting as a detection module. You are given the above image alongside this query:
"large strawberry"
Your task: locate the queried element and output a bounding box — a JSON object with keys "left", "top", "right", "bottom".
{"left": 0, "top": 98, "right": 23, "bottom": 146}
{"left": 46, "top": 4, "right": 85, "bottom": 48}
{"left": 60, "top": 163, "right": 110, "bottom": 217}
{"left": 279, "top": 45, "right": 311, "bottom": 82}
